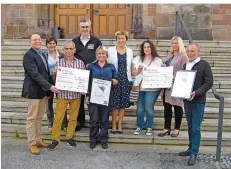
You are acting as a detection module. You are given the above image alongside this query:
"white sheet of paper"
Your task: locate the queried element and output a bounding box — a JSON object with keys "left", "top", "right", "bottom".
{"left": 142, "top": 66, "right": 173, "bottom": 88}
{"left": 55, "top": 67, "right": 90, "bottom": 93}
{"left": 90, "top": 78, "right": 112, "bottom": 106}
{"left": 171, "top": 70, "right": 197, "bottom": 99}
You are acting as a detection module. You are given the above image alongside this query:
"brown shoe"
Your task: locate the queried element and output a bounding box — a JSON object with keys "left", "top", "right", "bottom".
{"left": 29, "top": 145, "right": 40, "bottom": 155}
{"left": 37, "top": 141, "right": 49, "bottom": 148}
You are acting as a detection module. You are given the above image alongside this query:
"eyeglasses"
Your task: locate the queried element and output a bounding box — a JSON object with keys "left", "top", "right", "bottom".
{"left": 80, "top": 26, "right": 90, "bottom": 29}
{"left": 64, "top": 48, "right": 74, "bottom": 50}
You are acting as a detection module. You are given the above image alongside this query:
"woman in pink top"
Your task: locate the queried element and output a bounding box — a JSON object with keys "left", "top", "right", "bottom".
{"left": 158, "top": 36, "right": 188, "bottom": 137}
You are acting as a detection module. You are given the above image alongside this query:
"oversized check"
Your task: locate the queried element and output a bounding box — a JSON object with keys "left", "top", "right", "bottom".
{"left": 90, "top": 78, "right": 111, "bottom": 106}
{"left": 55, "top": 67, "right": 90, "bottom": 93}
{"left": 171, "top": 70, "right": 197, "bottom": 99}
{"left": 142, "top": 66, "right": 173, "bottom": 88}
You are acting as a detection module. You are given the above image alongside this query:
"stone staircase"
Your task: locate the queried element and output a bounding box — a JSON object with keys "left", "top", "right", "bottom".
{"left": 1, "top": 39, "right": 231, "bottom": 147}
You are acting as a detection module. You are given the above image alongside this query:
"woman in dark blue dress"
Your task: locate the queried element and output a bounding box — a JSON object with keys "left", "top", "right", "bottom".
{"left": 108, "top": 31, "right": 134, "bottom": 134}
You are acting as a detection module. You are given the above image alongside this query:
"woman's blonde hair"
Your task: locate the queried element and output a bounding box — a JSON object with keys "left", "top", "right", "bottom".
{"left": 95, "top": 45, "right": 108, "bottom": 62}
{"left": 170, "top": 36, "right": 187, "bottom": 55}
{"left": 115, "top": 31, "right": 129, "bottom": 40}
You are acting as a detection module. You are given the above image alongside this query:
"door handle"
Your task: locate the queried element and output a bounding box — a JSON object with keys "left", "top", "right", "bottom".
{"left": 93, "top": 9, "right": 99, "bottom": 15}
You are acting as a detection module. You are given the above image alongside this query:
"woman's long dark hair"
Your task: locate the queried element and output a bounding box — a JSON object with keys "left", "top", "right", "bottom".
{"left": 140, "top": 40, "right": 159, "bottom": 62}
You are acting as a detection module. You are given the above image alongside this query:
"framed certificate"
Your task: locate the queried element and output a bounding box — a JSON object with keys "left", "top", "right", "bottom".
{"left": 90, "top": 78, "right": 112, "bottom": 106}
{"left": 171, "top": 70, "right": 197, "bottom": 99}
{"left": 55, "top": 67, "right": 90, "bottom": 93}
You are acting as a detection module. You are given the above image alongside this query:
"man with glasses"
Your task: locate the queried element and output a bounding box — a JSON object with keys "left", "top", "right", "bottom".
{"left": 72, "top": 19, "right": 102, "bottom": 131}
{"left": 48, "top": 41, "right": 85, "bottom": 150}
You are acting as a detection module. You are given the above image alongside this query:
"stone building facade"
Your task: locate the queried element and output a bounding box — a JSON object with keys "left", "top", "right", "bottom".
{"left": 1, "top": 4, "right": 231, "bottom": 40}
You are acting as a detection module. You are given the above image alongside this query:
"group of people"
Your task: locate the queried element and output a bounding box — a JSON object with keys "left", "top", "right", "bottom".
{"left": 22, "top": 18, "right": 213, "bottom": 166}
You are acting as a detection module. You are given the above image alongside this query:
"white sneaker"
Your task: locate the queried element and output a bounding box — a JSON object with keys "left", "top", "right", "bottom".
{"left": 134, "top": 128, "right": 141, "bottom": 135}
{"left": 146, "top": 128, "right": 153, "bottom": 136}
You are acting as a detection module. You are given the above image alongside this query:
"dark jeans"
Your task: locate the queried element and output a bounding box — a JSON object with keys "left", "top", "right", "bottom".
{"left": 163, "top": 102, "right": 183, "bottom": 130}
{"left": 184, "top": 102, "right": 205, "bottom": 156}
{"left": 87, "top": 103, "right": 110, "bottom": 144}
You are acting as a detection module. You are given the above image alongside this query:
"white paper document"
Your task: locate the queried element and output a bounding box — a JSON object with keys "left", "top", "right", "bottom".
{"left": 55, "top": 67, "right": 90, "bottom": 93}
{"left": 171, "top": 70, "right": 197, "bottom": 99}
{"left": 90, "top": 78, "right": 112, "bottom": 106}
{"left": 142, "top": 66, "right": 173, "bottom": 89}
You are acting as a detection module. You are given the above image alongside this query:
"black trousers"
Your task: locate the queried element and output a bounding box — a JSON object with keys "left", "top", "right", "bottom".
{"left": 77, "top": 95, "right": 86, "bottom": 126}
{"left": 87, "top": 103, "right": 110, "bottom": 144}
{"left": 163, "top": 101, "right": 183, "bottom": 130}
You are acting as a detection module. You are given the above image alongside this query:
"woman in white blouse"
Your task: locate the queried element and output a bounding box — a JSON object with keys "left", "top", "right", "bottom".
{"left": 132, "top": 40, "right": 163, "bottom": 136}
{"left": 107, "top": 31, "right": 134, "bottom": 134}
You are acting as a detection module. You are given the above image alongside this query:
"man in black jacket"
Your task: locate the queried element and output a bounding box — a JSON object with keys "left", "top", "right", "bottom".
{"left": 72, "top": 19, "right": 102, "bottom": 130}
{"left": 22, "top": 34, "right": 59, "bottom": 155}
{"left": 179, "top": 42, "right": 213, "bottom": 166}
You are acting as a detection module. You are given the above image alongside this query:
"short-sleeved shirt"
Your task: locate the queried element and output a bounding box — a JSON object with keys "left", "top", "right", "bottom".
{"left": 55, "top": 57, "right": 86, "bottom": 99}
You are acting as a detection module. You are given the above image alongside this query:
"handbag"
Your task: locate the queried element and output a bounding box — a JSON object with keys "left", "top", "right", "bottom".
{"left": 129, "top": 85, "right": 140, "bottom": 102}
{"left": 129, "top": 59, "right": 153, "bottom": 103}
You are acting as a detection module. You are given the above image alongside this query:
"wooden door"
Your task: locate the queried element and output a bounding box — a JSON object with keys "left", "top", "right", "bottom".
{"left": 55, "top": 4, "right": 90, "bottom": 38}
{"left": 92, "top": 4, "right": 132, "bottom": 38}
{"left": 55, "top": 4, "right": 132, "bottom": 38}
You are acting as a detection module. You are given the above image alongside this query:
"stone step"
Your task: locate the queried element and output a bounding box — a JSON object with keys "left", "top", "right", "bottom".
{"left": 1, "top": 123, "right": 231, "bottom": 146}
{"left": 2, "top": 39, "right": 231, "bottom": 47}
{"left": 2, "top": 76, "right": 230, "bottom": 89}
{"left": 1, "top": 112, "right": 231, "bottom": 132}
{"left": 1, "top": 91, "right": 230, "bottom": 108}
{"left": 2, "top": 70, "right": 231, "bottom": 78}
{"left": 2, "top": 83, "right": 231, "bottom": 98}
{"left": 2, "top": 45, "right": 231, "bottom": 54}
{"left": 2, "top": 101, "right": 231, "bottom": 119}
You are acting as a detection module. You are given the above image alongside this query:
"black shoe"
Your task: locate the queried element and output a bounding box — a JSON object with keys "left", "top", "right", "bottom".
{"left": 89, "top": 143, "right": 96, "bottom": 149}
{"left": 158, "top": 130, "right": 171, "bottom": 137}
{"left": 110, "top": 130, "right": 117, "bottom": 134}
{"left": 48, "top": 140, "right": 59, "bottom": 151}
{"left": 188, "top": 155, "right": 197, "bottom": 166}
{"left": 75, "top": 123, "right": 82, "bottom": 131}
{"left": 101, "top": 142, "right": 108, "bottom": 149}
{"left": 117, "top": 130, "right": 123, "bottom": 134}
{"left": 66, "top": 139, "right": 76, "bottom": 148}
{"left": 179, "top": 149, "right": 190, "bottom": 156}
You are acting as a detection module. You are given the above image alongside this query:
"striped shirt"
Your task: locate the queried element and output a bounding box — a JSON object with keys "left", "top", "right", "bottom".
{"left": 56, "top": 57, "right": 86, "bottom": 99}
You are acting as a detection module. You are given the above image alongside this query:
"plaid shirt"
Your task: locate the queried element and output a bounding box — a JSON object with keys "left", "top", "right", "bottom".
{"left": 56, "top": 56, "right": 86, "bottom": 99}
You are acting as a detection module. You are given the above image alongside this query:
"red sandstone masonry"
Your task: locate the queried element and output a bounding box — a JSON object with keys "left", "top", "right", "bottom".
{"left": 213, "top": 8, "right": 227, "bottom": 14}
{"left": 220, "top": 4, "right": 231, "bottom": 9}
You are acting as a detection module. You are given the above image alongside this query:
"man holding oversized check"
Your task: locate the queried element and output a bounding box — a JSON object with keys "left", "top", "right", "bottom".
{"left": 48, "top": 41, "right": 87, "bottom": 151}
{"left": 176, "top": 42, "right": 213, "bottom": 166}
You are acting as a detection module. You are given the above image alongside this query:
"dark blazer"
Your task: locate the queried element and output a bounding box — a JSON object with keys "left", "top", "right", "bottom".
{"left": 22, "top": 48, "right": 52, "bottom": 99}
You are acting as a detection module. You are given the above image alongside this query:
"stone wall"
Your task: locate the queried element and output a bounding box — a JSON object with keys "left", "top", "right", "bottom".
{"left": 1, "top": 4, "right": 54, "bottom": 39}
{"left": 212, "top": 4, "right": 231, "bottom": 40}
{"left": 141, "top": 4, "right": 231, "bottom": 40}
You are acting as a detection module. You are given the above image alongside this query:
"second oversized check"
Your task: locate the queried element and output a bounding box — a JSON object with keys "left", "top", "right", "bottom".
{"left": 55, "top": 67, "right": 90, "bottom": 93}
{"left": 142, "top": 66, "right": 173, "bottom": 89}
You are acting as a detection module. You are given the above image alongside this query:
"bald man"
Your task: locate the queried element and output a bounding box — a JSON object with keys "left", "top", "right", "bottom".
{"left": 22, "top": 34, "right": 59, "bottom": 155}
{"left": 179, "top": 42, "right": 213, "bottom": 166}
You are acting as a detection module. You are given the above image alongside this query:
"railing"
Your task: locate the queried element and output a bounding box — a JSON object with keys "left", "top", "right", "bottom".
{"left": 175, "top": 11, "right": 225, "bottom": 162}
{"left": 211, "top": 87, "right": 225, "bottom": 162}
{"left": 175, "top": 11, "right": 193, "bottom": 43}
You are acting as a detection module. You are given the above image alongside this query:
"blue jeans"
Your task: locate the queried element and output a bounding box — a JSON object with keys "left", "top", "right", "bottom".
{"left": 136, "top": 90, "right": 160, "bottom": 129}
{"left": 184, "top": 102, "right": 205, "bottom": 156}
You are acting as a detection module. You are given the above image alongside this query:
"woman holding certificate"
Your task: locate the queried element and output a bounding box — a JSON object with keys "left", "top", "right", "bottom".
{"left": 132, "top": 40, "right": 163, "bottom": 136}
{"left": 108, "top": 31, "right": 134, "bottom": 134}
{"left": 158, "top": 36, "right": 188, "bottom": 137}
{"left": 86, "top": 46, "right": 118, "bottom": 149}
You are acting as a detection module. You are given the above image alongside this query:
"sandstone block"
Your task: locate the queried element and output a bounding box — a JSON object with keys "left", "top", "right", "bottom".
{"left": 220, "top": 4, "right": 231, "bottom": 9}
{"left": 212, "top": 15, "right": 223, "bottom": 20}
{"left": 213, "top": 8, "right": 226, "bottom": 14}
{"left": 156, "top": 13, "right": 170, "bottom": 27}
{"left": 20, "top": 10, "right": 34, "bottom": 17}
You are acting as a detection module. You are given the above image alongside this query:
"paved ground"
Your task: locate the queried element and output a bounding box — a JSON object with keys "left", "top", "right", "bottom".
{"left": 1, "top": 138, "right": 231, "bottom": 169}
